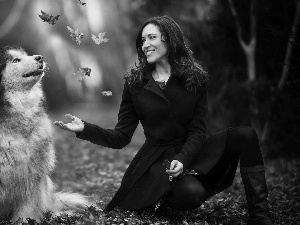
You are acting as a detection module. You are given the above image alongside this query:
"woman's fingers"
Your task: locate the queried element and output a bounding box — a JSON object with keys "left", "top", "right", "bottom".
{"left": 168, "top": 170, "right": 182, "bottom": 177}
{"left": 65, "top": 114, "right": 82, "bottom": 125}
{"left": 167, "top": 171, "right": 182, "bottom": 178}
{"left": 166, "top": 160, "right": 184, "bottom": 178}
{"left": 166, "top": 170, "right": 183, "bottom": 177}
{"left": 53, "top": 113, "right": 84, "bottom": 132}
{"left": 65, "top": 114, "right": 75, "bottom": 121}
{"left": 53, "top": 121, "right": 62, "bottom": 127}
{"left": 54, "top": 114, "right": 84, "bottom": 133}
{"left": 167, "top": 167, "right": 182, "bottom": 174}
{"left": 168, "top": 160, "right": 183, "bottom": 172}
{"left": 169, "top": 161, "right": 175, "bottom": 170}
{"left": 53, "top": 121, "right": 71, "bottom": 131}
{"left": 53, "top": 113, "right": 75, "bottom": 127}
{"left": 53, "top": 121, "right": 67, "bottom": 130}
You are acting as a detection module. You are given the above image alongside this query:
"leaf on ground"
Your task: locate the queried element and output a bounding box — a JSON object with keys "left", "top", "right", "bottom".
{"left": 38, "top": 10, "right": 60, "bottom": 25}
{"left": 67, "top": 26, "right": 84, "bottom": 45}
{"left": 91, "top": 32, "right": 109, "bottom": 45}
{"left": 74, "top": 67, "right": 91, "bottom": 81}
{"left": 101, "top": 91, "right": 112, "bottom": 96}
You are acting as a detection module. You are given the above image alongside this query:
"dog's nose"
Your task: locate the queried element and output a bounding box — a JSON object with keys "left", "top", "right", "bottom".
{"left": 35, "top": 55, "right": 43, "bottom": 62}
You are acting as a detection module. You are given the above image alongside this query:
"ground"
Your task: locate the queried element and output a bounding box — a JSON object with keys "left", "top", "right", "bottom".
{"left": 3, "top": 104, "right": 300, "bottom": 225}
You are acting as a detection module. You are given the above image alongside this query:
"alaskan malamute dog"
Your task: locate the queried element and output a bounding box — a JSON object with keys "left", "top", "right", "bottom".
{"left": 0, "top": 46, "right": 90, "bottom": 222}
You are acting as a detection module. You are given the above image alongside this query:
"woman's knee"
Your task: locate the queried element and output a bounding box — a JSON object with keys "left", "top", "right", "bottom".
{"left": 167, "top": 176, "right": 208, "bottom": 210}
{"left": 230, "top": 126, "right": 258, "bottom": 145}
{"left": 184, "top": 183, "right": 207, "bottom": 207}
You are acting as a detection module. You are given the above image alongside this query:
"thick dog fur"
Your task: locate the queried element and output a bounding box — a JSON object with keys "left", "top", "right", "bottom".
{"left": 0, "top": 46, "right": 90, "bottom": 222}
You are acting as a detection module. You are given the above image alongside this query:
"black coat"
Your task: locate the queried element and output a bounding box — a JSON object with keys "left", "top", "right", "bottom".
{"left": 76, "top": 71, "right": 228, "bottom": 212}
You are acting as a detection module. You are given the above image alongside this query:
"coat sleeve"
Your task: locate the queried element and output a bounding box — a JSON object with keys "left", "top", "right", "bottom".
{"left": 75, "top": 85, "right": 139, "bottom": 149}
{"left": 172, "top": 85, "right": 208, "bottom": 171}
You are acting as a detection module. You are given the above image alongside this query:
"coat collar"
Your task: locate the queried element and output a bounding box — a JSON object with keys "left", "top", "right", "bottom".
{"left": 143, "top": 70, "right": 169, "bottom": 103}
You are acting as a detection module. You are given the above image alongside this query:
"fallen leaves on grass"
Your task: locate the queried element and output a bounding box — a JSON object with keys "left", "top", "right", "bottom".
{"left": 45, "top": 123, "right": 300, "bottom": 224}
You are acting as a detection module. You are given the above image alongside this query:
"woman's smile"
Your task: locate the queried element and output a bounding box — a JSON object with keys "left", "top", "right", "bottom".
{"left": 145, "top": 49, "right": 155, "bottom": 56}
{"left": 142, "top": 23, "right": 168, "bottom": 64}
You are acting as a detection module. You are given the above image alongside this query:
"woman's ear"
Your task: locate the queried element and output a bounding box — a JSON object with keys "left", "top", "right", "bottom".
{"left": 161, "top": 35, "right": 166, "bottom": 42}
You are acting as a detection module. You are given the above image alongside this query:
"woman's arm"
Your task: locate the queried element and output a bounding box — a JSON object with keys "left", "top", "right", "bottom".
{"left": 54, "top": 85, "right": 139, "bottom": 149}
{"left": 76, "top": 85, "right": 139, "bottom": 149}
{"left": 172, "top": 85, "right": 208, "bottom": 171}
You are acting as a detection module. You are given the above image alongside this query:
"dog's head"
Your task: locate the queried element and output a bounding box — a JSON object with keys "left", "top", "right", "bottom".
{"left": 0, "top": 45, "right": 46, "bottom": 91}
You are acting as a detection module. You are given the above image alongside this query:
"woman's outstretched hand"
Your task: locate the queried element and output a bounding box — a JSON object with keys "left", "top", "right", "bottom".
{"left": 53, "top": 114, "right": 84, "bottom": 133}
{"left": 166, "top": 160, "right": 184, "bottom": 178}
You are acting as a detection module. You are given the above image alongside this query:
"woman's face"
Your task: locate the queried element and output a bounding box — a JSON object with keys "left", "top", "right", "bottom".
{"left": 141, "top": 23, "right": 168, "bottom": 65}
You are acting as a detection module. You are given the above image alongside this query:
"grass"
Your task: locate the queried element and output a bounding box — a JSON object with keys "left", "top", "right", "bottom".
{"left": 3, "top": 104, "right": 300, "bottom": 224}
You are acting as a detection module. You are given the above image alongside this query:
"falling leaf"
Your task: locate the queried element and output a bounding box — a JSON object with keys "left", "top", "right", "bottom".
{"left": 77, "top": 0, "right": 87, "bottom": 6}
{"left": 38, "top": 10, "right": 60, "bottom": 25}
{"left": 74, "top": 67, "right": 91, "bottom": 81}
{"left": 67, "top": 26, "right": 84, "bottom": 45}
{"left": 91, "top": 32, "right": 109, "bottom": 45}
{"left": 101, "top": 91, "right": 113, "bottom": 96}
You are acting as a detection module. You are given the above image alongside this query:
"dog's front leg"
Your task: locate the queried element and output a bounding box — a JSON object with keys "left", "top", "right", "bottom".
{"left": 13, "top": 197, "right": 43, "bottom": 223}
{"left": 12, "top": 179, "right": 50, "bottom": 223}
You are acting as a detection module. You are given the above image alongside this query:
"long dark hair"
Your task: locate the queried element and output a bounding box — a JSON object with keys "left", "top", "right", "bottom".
{"left": 125, "top": 16, "right": 208, "bottom": 93}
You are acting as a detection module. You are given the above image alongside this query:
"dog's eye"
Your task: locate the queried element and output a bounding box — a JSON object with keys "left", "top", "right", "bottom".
{"left": 12, "top": 58, "right": 20, "bottom": 63}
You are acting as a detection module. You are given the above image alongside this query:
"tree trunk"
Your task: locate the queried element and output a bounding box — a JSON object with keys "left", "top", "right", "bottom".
{"left": 244, "top": 40, "right": 256, "bottom": 82}
{"left": 228, "top": 0, "right": 258, "bottom": 131}
{"left": 261, "top": 0, "right": 300, "bottom": 143}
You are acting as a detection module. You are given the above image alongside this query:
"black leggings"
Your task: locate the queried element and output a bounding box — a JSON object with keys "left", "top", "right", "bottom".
{"left": 164, "top": 126, "right": 264, "bottom": 210}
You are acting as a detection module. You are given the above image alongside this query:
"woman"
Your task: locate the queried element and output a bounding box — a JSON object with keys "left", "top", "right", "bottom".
{"left": 54, "top": 16, "right": 273, "bottom": 225}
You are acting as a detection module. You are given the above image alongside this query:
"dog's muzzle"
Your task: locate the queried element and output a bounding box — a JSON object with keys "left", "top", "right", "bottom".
{"left": 22, "top": 69, "right": 44, "bottom": 78}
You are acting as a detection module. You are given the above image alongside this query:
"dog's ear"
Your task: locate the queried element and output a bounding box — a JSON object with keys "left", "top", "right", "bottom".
{"left": 0, "top": 47, "right": 7, "bottom": 84}
{"left": 0, "top": 48, "right": 5, "bottom": 104}
{"left": 0, "top": 45, "right": 26, "bottom": 84}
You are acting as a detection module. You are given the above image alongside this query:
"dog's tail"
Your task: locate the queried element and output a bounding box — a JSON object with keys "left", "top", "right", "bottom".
{"left": 45, "top": 178, "right": 92, "bottom": 216}
{"left": 52, "top": 192, "right": 91, "bottom": 214}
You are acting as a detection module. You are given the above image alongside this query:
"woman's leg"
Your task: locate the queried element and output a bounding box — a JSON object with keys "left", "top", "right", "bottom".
{"left": 164, "top": 175, "right": 208, "bottom": 210}
{"left": 227, "top": 126, "right": 264, "bottom": 167}
{"left": 227, "top": 127, "right": 273, "bottom": 225}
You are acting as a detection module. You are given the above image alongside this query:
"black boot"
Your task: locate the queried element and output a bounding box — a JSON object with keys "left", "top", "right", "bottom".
{"left": 241, "top": 165, "right": 273, "bottom": 225}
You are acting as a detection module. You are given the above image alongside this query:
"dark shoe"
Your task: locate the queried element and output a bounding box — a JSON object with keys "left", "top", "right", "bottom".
{"left": 241, "top": 165, "right": 273, "bottom": 225}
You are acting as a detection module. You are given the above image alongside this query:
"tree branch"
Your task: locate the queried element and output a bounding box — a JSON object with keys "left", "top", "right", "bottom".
{"left": 228, "top": 0, "right": 246, "bottom": 48}
{"left": 250, "top": 0, "right": 257, "bottom": 40}
{"left": 228, "top": 0, "right": 257, "bottom": 81}
{"left": 278, "top": 0, "right": 300, "bottom": 90}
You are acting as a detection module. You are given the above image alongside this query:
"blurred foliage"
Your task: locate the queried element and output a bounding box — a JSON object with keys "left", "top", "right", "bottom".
{"left": 0, "top": 0, "right": 299, "bottom": 155}
{"left": 0, "top": 0, "right": 133, "bottom": 110}
{"left": 122, "top": 0, "right": 300, "bottom": 156}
